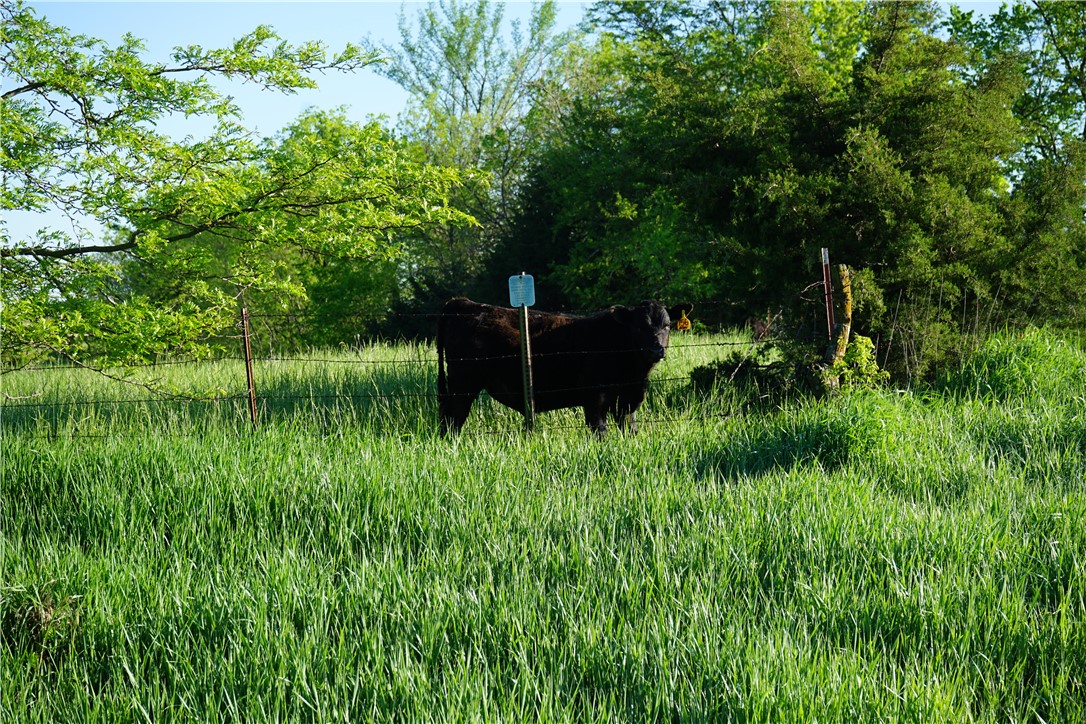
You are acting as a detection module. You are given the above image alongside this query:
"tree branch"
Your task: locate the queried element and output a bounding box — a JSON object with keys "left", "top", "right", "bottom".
{"left": 33, "top": 341, "right": 216, "bottom": 400}
{"left": 1, "top": 81, "right": 47, "bottom": 100}
{"left": 1, "top": 239, "right": 138, "bottom": 259}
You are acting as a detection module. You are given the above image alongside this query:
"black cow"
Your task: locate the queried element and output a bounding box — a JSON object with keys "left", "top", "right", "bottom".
{"left": 436, "top": 297, "right": 691, "bottom": 436}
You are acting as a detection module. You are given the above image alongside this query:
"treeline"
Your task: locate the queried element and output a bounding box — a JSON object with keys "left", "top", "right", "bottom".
{"left": 220, "top": 2, "right": 1086, "bottom": 381}
{"left": 4, "top": 1, "right": 1084, "bottom": 383}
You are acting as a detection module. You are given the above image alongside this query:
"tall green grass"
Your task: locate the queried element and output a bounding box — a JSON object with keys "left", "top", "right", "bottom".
{"left": 2, "top": 329, "right": 1084, "bottom": 721}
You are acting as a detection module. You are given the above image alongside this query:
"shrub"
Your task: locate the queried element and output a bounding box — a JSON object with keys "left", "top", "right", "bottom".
{"left": 937, "top": 328, "right": 1086, "bottom": 402}
{"left": 825, "top": 335, "right": 890, "bottom": 390}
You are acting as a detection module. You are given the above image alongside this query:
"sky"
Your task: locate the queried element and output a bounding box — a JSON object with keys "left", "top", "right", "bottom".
{"left": 22, "top": 1, "right": 589, "bottom": 132}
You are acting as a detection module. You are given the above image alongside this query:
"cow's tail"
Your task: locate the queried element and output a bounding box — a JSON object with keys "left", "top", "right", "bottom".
{"left": 437, "top": 306, "right": 448, "bottom": 399}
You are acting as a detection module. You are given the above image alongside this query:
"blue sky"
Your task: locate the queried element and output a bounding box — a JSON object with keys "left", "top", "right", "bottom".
{"left": 24, "top": 1, "right": 589, "bottom": 134}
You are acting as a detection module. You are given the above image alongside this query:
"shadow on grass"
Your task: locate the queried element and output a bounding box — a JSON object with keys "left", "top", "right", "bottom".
{"left": 870, "top": 460, "right": 976, "bottom": 506}
{"left": 695, "top": 415, "right": 853, "bottom": 481}
{"left": 692, "top": 392, "right": 981, "bottom": 506}
{"left": 974, "top": 415, "right": 1086, "bottom": 491}
{"left": 0, "top": 395, "right": 252, "bottom": 438}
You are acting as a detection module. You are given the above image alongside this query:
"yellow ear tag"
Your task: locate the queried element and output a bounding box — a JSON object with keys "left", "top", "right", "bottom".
{"left": 676, "top": 309, "right": 691, "bottom": 332}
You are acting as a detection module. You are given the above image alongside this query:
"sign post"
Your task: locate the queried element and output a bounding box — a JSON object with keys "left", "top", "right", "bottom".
{"left": 508, "top": 273, "right": 536, "bottom": 432}
{"left": 241, "top": 307, "right": 258, "bottom": 428}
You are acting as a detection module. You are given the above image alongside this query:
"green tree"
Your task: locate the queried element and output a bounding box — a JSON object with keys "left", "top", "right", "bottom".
{"left": 117, "top": 110, "right": 455, "bottom": 354}
{"left": 946, "top": 0, "right": 1086, "bottom": 332}
{"left": 509, "top": 0, "right": 1059, "bottom": 382}
{"left": 506, "top": 1, "right": 863, "bottom": 314}
{"left": 364, "top": 0, "right": 571, "bottom": 311}
{"left": 1, "top": 0, "right": 470, "bottom": 368}
{"left": 501, "top": 1, "right": 770, "bottom": 313}
{"left": 832, "top": 2, "right": 1024, "bottom": 378}
{"left": 949, "top": 1, "right": 1086, "bottom": 148}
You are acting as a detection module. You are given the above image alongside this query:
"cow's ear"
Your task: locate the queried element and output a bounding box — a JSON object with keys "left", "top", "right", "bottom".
{"left": 667, "top": 303, "right": 694, "bottom": 321}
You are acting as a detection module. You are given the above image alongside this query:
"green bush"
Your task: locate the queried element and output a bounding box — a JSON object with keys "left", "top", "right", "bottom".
{"left": 826, "top": 335, "right": 890, "bottom": 390}
{"left": 937, "top": 327, "right": 1086, "bottom": 402}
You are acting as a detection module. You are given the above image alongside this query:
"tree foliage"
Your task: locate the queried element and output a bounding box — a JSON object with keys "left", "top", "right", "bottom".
{"left": 500, "top": 0, "right": 1084, "bottom": 381}
{"left": 1, "top": 0, "right": 471, "bottom": 367}
{"left": 363, "top": 0, "right": 572, "bottom": 313}
{"left": 3, "top": 0, "right": 1083, "bottom": 384}
{"left": 946, "top": 0, "right": 1086, "bottom": 338}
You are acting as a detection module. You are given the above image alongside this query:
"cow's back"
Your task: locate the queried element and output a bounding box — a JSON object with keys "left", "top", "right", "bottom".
{"left": 439, "top": 297, "right": 518, "bottom": 359}
{"left": 441, "top": 297, "right": 578, "bottom": 358}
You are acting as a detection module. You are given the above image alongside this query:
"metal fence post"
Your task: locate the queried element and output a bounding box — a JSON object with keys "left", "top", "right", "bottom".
{"left": 241, "top": 307, "right": 258, "bottom": 427}
{"left": 518, "top": 305, "right": 535, "bottom": 432}
{"left": 509, "top": 273, "right": 536, "bottom": 432}
{"left": 821, "top": 247, "right": 835, "bottom": 344}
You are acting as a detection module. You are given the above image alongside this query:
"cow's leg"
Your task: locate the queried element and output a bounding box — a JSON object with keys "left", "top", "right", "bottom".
{"left": 583, "top": 395, "right": 608, "bottom": 438}
{"left": 612, "top": 388, "right": 645, "bottom": 435}
{"left": 613, "top": 403, "right": 640, "bottom": 434}
{"left": 439, "top": 387, "right": 479, "bottom": 436}
{"left": 615, "top": 410, "right": 638, "bottom": 435}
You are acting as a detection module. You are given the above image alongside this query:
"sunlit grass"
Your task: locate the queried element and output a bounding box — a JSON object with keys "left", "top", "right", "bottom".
{"left": 2, "top": 329, "right": 1084, "bottom": 720}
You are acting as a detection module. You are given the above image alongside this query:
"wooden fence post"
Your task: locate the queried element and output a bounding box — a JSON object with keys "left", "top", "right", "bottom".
{"left": 241, "top": 307, "right": 258, "bottom": 428}
{"left": 819, "top": 253, "right": 855, "bottom": 392}
{"left": 832, "top": 264, "right": 853, "bottom": 364}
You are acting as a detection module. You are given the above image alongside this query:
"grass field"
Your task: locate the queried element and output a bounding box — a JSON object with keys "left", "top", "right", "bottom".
{"left": 2, "top": 329, "right": 1085, "bottom": 721}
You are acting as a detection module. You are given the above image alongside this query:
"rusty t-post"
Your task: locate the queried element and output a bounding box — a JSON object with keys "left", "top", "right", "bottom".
{"left": 821, "top": 248, "right": 835, "bottom": 344}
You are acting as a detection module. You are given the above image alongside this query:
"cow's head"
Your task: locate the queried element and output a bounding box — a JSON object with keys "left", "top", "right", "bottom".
{"left": 612, "top": 301, "right": 677, "bottom": 365}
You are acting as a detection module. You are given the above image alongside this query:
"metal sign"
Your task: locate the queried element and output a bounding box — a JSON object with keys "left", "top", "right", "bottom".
{"left": 508, "top": 272, "right": 535, "bottom": 308}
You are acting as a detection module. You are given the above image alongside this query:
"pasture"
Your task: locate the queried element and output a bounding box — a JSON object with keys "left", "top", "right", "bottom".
{"left": 2, "top": 329, "right": 1085, "bottom": 721}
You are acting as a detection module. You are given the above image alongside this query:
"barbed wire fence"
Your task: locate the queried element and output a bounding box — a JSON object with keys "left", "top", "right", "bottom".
{"left": 2, "top": 256, "right": 847, "bottom": 441}
{"left": 0, "top": 318, "right": 798, "bottom": 442}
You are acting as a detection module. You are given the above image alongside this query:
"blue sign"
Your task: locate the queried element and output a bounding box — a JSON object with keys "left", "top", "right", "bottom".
{"left": 508, "top": 273, "right": 535, "bottom": 308}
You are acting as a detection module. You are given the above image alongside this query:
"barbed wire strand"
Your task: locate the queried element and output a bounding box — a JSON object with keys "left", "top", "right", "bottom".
{"left": 3, "top": 336, "right": 780, "bottom": 375}
{"left": 1, "top": 375, "right": 698, "bottom": 410}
